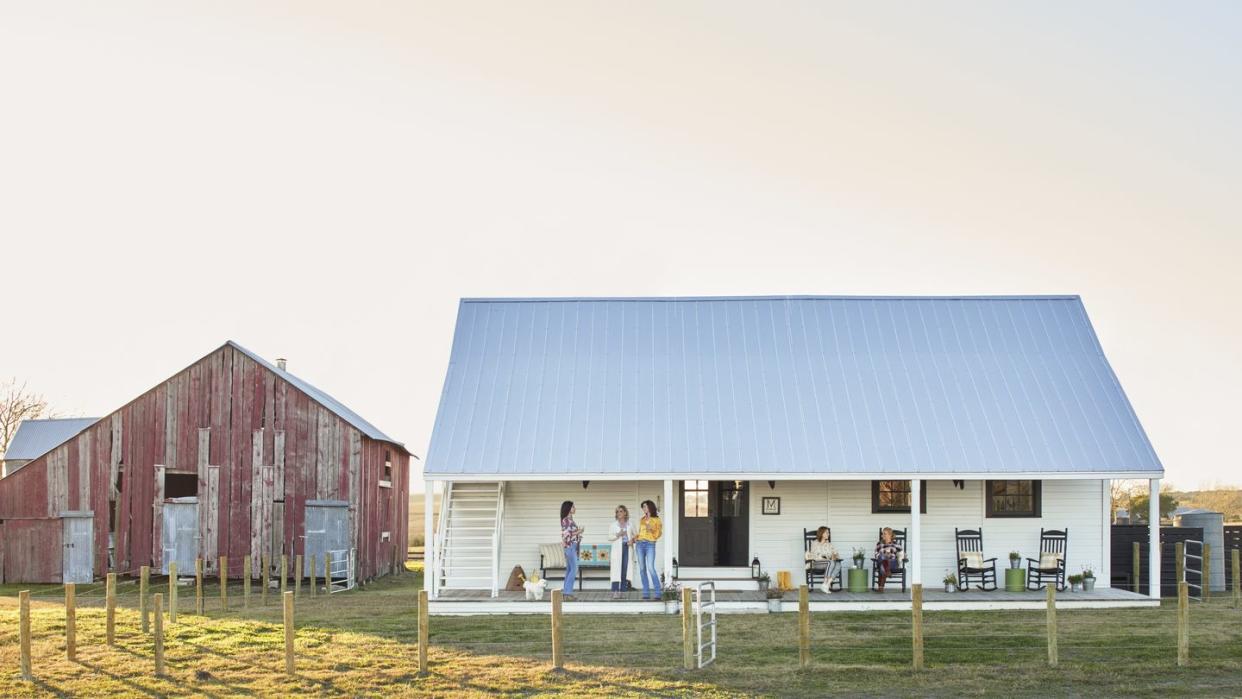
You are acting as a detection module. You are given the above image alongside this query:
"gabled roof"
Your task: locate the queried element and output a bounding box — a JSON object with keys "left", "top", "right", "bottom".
{"left": 4, "top": 418, "right": 99, "bottom": 461}
{"left": 424, "top": 296, "right": 1162, "bottom": 478}
{"left": 224, "top": 341, "right": 404, "bottom": 448}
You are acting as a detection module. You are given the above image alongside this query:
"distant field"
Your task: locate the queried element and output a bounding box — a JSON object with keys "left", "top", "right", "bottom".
{"left": 407, "top": 493, "right": 440, "bottom": 548}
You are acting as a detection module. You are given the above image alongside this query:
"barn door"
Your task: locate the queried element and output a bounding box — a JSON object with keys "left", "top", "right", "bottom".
{"left": 61, "top": 512, "right": 94, "bottom": 584}
{"left": 303, "top": 500, "right": 349, "bottom": 576}
{"left": 162, "top": 498, "right": 199, "bottom": 575}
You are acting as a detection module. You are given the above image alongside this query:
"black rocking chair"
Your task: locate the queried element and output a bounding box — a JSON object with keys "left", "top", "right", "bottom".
{"left": 1026, "top": 528, "right": 1068, "bottom": 591}
{"left": 955, "top": 528, "right": 998, "bottom": 591}
{"left": 871, "top": 527, "right": 908, "bottom": 593}
{"left": 804, "top": 528, "right": 843, "bottom": 591}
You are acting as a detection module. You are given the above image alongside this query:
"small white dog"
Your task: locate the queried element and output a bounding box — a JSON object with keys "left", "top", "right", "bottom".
{"left": 522, "top": 575, "right": 548, "bottom": 601}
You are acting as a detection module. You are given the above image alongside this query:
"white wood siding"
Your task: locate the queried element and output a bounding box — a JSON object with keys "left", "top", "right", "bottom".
{"left": 490, "top": 478, "right": 1108, "bottom": 590}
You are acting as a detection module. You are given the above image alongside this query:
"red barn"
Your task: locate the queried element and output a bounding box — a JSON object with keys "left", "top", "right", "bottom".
{"left": 0, "top": 341, "right": 411, "bottom": 584}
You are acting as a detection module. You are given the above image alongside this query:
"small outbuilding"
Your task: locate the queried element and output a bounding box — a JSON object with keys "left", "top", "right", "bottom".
{"left": 3, "top": 418, "right": 99, "bottom": 478}
{"left": 0, "top": 341, "right": 411, "bottom": 584}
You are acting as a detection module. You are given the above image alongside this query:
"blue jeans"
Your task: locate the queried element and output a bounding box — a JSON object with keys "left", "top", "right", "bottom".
{"left": 563, "top": 543, "right": 578, "bottom": 595}
{"left": 636, "top": 541, "right": 658, "bottom": 598}
{"left": 611, "top": 544, "right": 630, "bottom": 592}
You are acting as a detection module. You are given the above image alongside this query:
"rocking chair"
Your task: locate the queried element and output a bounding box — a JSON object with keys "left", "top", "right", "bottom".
{"left": 871, "top": 527, "right": 908, "bottom": 593}
{"left": 804, "top": 528, "right": 843, "bottom": 591}
{"left": 1026, "top": 528, "right": 1068, "bottom": 591}
{"left": 955, "top": 528, "right": 998, "bottom": 591}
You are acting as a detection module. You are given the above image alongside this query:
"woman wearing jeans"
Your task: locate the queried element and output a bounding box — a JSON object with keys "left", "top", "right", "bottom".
{"left": 635, "top": 500, "right": 662, "bottom": 600}
{"left": 560, "top": 500, "right": 583, "bottom": 600}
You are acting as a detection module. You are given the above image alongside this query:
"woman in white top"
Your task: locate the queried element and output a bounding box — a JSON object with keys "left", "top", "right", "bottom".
{"left": 608, "top": 505, "right": 638, "bottom": 599}
{"left": 805, "top": 526, "right": 842, "bottom": 594}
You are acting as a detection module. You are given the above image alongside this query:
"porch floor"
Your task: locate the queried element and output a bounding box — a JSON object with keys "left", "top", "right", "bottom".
{"left": 429, "top": 586, "right": 1157, "bottom": 614}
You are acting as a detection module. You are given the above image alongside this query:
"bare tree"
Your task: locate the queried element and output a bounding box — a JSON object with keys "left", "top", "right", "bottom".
{"left": 0, "top": 378, "right": 54, "bottom": 455}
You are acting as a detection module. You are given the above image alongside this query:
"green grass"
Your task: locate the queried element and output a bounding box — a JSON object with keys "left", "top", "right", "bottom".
{"left": 3, "top": 567, "right": 1241, "bottom": 697}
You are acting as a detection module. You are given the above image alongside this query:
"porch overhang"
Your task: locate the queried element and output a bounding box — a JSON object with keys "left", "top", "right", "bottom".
{"left": 423, "top": 470, "right": 1162, "bottom": 482}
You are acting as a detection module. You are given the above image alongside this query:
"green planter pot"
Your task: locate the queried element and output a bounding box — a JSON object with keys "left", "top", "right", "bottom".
{"left": 1005, "top": 567, "right": 1026, "bottom": 593}
{"left": 847, "top": 567, "right": 869, "bottom": 593}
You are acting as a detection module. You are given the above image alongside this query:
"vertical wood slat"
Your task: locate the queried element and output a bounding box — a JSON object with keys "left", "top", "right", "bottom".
{"left": 550, "top": 589, "right": 564, "bottom": 671}
{"left": 19, "top": 590, "right": 32, "bottom": 681}
{"left": 243, "top": 555, "right": 252, "bottom": 608}
{"left": 152, "top": 466, "right": 165, "bottom": 571}
{"left": 1202, "top": 543, "right": 1211, "bottom": 600}
{"left": 153, "top": 593, "right": 165, "bottom": 676}
{"left": 196, "top": 558, "right": 204, "bottom": 615}
{"left": 220, "top": 556, "right": 229, "bottom": 609}
{"left": 1046, "top": 585, "right": 1058, "bottom": 667}
{"left": 263, "top": 555, "right": 270, "bottom": 606}
{"left": 140, "top": 565, "right": 151, "bottom": 634}
{"left": 1233, "top": 549, "right": 1240, "bottom": 610}
{"left": 1132, "top": 541, "right": 1141, "bottom": 593}
{"left": 106, "top": 573, "right": 117, "bottom": 645}
{"left": 418, "top": 590, "right": 429, "bottom": 675}
{"left": 681, "top": 586, "right": 693, "bottom": 670}
{"left": 911, "top": 584, "right": 923, "bottom": 670}
{"left": 65, "top": 583, "right": 76, "bottom": 661}
{"left": 798, "top": 585, "right": 810, "bottom": 669}
{"left": 281, "top": 555, "right": 289, "bottom": 596}
{"left": 294, "top": 554, "right": 303, "bottom": 597}
{"left": 283, "top": 591, "right": 296, "bottom": 676}
{"left": 169, "top": 561, "right": 178, "bottom": 624}
{"left": 1177, "top": 580, "right": 1189, "bottom": 666}
{"left": 1175, "top": 541, "right": 1185, "bottom": 585}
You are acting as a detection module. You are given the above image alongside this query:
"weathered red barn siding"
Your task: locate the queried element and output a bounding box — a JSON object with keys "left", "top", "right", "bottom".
{"left": 0, "top": 343, "right": 410, "bottom": 582}
{"left": 0, "top": 518, "right": 63, "bottom": 583}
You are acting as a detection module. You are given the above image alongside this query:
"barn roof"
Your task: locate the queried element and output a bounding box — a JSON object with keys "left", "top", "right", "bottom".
{"left": 4, "top": 418, "right": 99, "bottom": 461}
{"left": 225, "top": 341, "right": 404, "bottom": 448}
{"left": 424, "top": 296, "right": 1162, "bottom": 479}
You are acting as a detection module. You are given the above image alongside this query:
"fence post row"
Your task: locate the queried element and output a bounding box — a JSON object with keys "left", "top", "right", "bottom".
{"left": 140, "top": 565, "right": 151, "bottom": 634}
{"left": 1046, "top": 585, "right": 1058, "bottom": 667}
{"left": 19, "top": 590, "right": 32, "bottom": 681}
{"left": 154, "top": 593, "right": 165, "bottom": 676}
{"left": 169, "top": 561, "right": 178, "bottom": 624}
{"left": 1202, "top": 543, "right": 1211, "bottom": 601}
{"left": 244, "top": 555, "right": 252, "bottom": 608}
{"left": 66, "top": 583, "right": 77, "bottom": 662}
{"left": 295, "top": 554, "right": 303, "bottom": 597}
{"left": 196, "top": 558, "right": 204, "bottom": 615}
{"left": 1175, "top": 542, "right": 1185, "bottom": 586}
{"left": 310, "top": 555, "right": 317, "bottom": 597}
{"left": 550, "top": 589, "right": 564, "bottom": 671}
{"left": 281, "top": 555, "right": 289, "bottom": 596}
{"left": 263, "top": 555, "right": 271, "bottom": 606}
{"left": 911, "top": 584, "right": 924, "bottom": 671}
{"left": 1233, "top": 549, "right": 1240, "bottom": 610}
{"left": 798, "top": 585, "right": 810, "bottom": 669}
{"left": 283, "top": 591, "right": 296, "bottom": 676}
{"left": 1132, "top": 541, "right": 1141, "bottom": 593}
{"left": 106, "top": 572, "right": 117, "bottom": 646}
{"left": 221, "top": 556, "right": 229, "bottom": 609}
{"left": 418, "top": 589, "right": 429, "bottom": 676}
{"left": 1177, "top": 580, "right": 1189, "bottom": 666}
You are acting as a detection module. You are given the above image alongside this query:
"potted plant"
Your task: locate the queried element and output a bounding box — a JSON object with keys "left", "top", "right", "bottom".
{"left": 1008, "top": 551, "right": 1022, "bottom": 570}
{"left": 756, "top": 572, "right": 771, "bottom": 591}
{"left": 661, "top": 581, "right": 681, "bottom": 613}
{"left": 1068, "top": 573, "right": 1083, "bottom": 592}
{"left": 1081, "top": 566, "right": 1096, "bottom": 592}
{"left": 943, "top": 571, "right": 958, "bottom": 593}
{"left": 765, "top": 587, "right": 784, "bottom": 612}
{"left": 851, "top": 547, "right": 867, "bottom": 569}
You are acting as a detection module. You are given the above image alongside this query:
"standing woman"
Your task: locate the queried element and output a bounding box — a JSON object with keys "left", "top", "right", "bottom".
{"left": 560, "top": 501, "right": 584, "bottom": 600}
{"left": 635, "top": 500, "right": 662, "bottom": 600}
{"left": 608, "top": 505, "right": 637, "bottom": 599}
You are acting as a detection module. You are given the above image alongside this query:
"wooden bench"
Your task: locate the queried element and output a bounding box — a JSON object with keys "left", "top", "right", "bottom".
{"left": 539, "top": 544, "right": 612, "bottom": 591}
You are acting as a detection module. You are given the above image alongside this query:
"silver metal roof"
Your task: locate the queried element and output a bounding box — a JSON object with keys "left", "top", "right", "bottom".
{"left": 3, "top": 418, "right": 99, "bottom": 461}
{"left": 424, "top": 296, "right": 1163, "bottom": 478}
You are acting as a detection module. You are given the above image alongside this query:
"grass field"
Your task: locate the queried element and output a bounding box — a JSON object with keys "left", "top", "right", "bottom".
{"left": 3, "top": 567, "right": 1241, "bottom": 697}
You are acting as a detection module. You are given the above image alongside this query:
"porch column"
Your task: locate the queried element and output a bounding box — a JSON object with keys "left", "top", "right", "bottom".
{"left": 663, "top": 479, "right": 674, "bottom": 581}
{"left": 424, "top": 481, "right": 435, "bottom": 598}
{"left": 909, "top": 478, "right": 922, "bottom": 586}
{"left": 1148, "top": 477, "right": 1161, "bottom": 599}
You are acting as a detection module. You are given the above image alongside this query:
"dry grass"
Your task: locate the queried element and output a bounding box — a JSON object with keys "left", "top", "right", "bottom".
{"left": 3, "top": 567, "right": 1241, "bottom": 697}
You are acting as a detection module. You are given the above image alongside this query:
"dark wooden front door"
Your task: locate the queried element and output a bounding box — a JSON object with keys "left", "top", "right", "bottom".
{"left": 678, "top": 480, "right": 750, "bottom": 566}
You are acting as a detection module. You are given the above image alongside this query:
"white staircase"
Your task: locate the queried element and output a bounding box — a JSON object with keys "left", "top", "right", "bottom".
{"left": 436, "top": 481, "right": 504, "bottom": 594}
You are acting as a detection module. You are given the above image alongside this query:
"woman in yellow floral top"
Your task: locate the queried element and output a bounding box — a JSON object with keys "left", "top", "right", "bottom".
{"left": 635, "top": 500, "right": 662, "bottom": 600}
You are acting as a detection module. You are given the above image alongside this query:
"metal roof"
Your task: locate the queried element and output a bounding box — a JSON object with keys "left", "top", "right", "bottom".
{"left": 424, "top": 296, "right": 1163, "bottom": 478}
{"left": 225, "top": 341, "right": 404, "bottom": 447}
{"left": 3, "top": 418, "right": 99, "bottom": 461}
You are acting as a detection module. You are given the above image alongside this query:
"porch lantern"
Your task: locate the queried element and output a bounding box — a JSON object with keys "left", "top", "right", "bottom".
{"left": 751, "top": 557, "right": 762, "bottom": 580}
{"left": 672, "top": 557, "right": 679, "bottom": 580}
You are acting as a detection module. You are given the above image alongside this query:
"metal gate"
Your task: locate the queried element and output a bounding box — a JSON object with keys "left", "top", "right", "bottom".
{"left": 1182, "top": 539, "right": 1205, "bottom": 601}
{"left": 328, "top": 548, "right": 357, "bottom": 593}
{"left": 162, "top": 498, "right": 199, "bottom": 575}
{"left": 304, "top": 500, "right": 350, "bottom": 576}
{"left": 60, "top": 512, "right": 94, "bottom": 584}
{"left": 694, "top": 581, "right": 718, "bottom": 668}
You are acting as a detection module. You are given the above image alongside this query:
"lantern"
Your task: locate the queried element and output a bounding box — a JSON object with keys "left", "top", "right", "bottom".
{"left": 751, "top": 557, "right": 762, "bottom": 580}
{"left": 672, "top": 557, "right": 679, "bottom": 580}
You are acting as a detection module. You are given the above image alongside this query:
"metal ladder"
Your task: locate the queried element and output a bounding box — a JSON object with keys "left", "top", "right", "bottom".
{"left": 695, "top": 581, "right": 718, "bottom": 668}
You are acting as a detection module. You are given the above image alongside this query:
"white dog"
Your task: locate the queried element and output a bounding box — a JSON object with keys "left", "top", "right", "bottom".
{"left": 522, "top": 576, "right": 548, "bottom": 601}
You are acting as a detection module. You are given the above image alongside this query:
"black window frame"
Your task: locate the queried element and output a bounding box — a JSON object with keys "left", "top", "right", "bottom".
{"left": 985, "top": 480, "right": 1042, "bottom": 518}
{"left": 871, "top": 480, "right": 928, "bottom": 514}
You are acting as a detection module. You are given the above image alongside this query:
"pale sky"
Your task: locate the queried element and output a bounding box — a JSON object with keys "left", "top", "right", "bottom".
{"left": 1, "top": 2, "right": 1238, "bottom": 490}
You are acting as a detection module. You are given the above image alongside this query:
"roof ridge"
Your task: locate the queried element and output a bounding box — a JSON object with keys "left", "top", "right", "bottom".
{"left": 460, "top": 295, "right": 1082, "bottom": 303}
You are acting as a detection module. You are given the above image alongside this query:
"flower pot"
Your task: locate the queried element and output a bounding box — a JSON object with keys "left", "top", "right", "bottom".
{"left": 767, "top": 598, "right": 783, "bottom": 612}
{"left": 664, "top": 600, "right": 680, "bottom": 614}
{"left": 944, "top": 583, "right": 954, "bottom": 593}
{"left": 1070, "top": 582, "right": 1081, "bottom": 593}
{"left": 757, "top": 580, "right": 769, "bottom": 591}
{"left": 1082, "top": 578, "right": 1095, "bottom": 592}
{"left": 1009, "top": 559, "right": 1021, "bottom": 569}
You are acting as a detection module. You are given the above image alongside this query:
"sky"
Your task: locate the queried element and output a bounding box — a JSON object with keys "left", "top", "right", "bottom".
{"left": 1, "top": 2, "right": 1238, "bottom": 490}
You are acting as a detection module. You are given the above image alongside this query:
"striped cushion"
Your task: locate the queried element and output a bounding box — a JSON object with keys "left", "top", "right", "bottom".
{"left": 962, "top": 551, "right": 984, "bottom": 569}
{"left": 1039, "top": 552, "right": 1063, "bottom": 570}
{"left": 540, "top": 544, "right": 566, "bottom": 569}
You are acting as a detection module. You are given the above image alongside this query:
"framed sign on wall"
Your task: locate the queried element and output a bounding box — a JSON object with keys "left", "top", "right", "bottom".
{"left": 761, "top": 496, "right": 781, "bottom": 515}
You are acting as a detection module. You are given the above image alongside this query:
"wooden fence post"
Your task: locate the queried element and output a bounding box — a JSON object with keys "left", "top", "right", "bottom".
{"left": 283, "top": 591, "right": 295, "bottom": 676}
{"left": 262, "top": 555, "right": 270, "bottom": 606}
{"left": 1202, "top": 543, "right": 1211, "bottom": 600}
{"left": 243, "top": 555, "right": 252, "bottom": 608}
{"left": 682, "top": 586, "right": 694, "bottom": 670}
{"left": 195, "top": 559, "right": 204, "bottom": 615}
{"left": 911, "top": 583, "right": 924, "bottom": 670}
{"left": 106, "top": 573, "right": 117, "bottom": 646}
{"left": 325, "top": 552, "right": 333, "bottom": 593}
{"left": 153, "top": 593, "right": 165, "bottom": 676}
{"left": 1232, "top": 549, "right": 1240, "bottom": 610}
{"left": 281, "top": 555, "right": 289, "bottom": 596}
{"left": 798, "top": 585, "right": 811, "bottom": 669}
{"left": 168, "top": 561, "right": 178, "bottom": 624}
{"left": 1133, "top": 541, "right": 1141, "bottom": 593}
{"left": 1177, "top": 580, "right": 1189, "bottom": 666}
{"left": 1046, "top": 585, "right": 1058, "bottom": 667}
{"left": 418, "top": 589, "right": 429, "bottom": 676}
{"left": 310, "top": 555, "right": 317, "bottom": 597}
{"left": 550, "top": 589, "right": 564, "bottom": 671}
{"left": 66, "top": 583, "right": 77, "bottom": 661}
{"left": 1175, "top": 542, "right": 1185, "bottom": 585}
{"left": 220, "top": 556, "right": 229, "bottom": 609}
{"left": 140, "top": 565, "right": 151, "bottom": 634}
{"left": 295, "top": 554, "right": 303, "bottom": 597}
{"left": 19, "top": 590, "right": 32, "bottom": 681}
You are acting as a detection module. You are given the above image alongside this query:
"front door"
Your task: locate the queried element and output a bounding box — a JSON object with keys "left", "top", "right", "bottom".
{"left": 61, "top": 512, "right": 94, "bottom": 583}
{"left": 162, "top": 498, "right": 199, "bottom": 575}
{"left": 303, "top": 500, "right": 349, "bottom": 577}
{"left": 678, "top": 480, "right": 750, "bottom": 566}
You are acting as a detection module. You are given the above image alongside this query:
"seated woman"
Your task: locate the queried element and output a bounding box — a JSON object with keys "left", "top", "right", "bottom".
{"left": 805, "top": 526, "right": 842, "bottom": 594}
{"left": 874, "top": 526, "right": 903, "bottom": 593}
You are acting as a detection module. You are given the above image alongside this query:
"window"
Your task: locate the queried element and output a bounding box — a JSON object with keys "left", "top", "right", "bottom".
{"left": 718, "top": 480, "right": 744, "bottom": 518}
{"left": 164, "top": 473, "right": 198, "bottom": 499}
{"left": 986, "top": 480, "right": 1041, "bottom": 517}
{"left": 871, "top": 480, "right": 927, "bottom": 514}
{"left": 384, "top": 451, "right": 393, "bottom": 480}
{"left": 683, "top": 480, "right": 709, "bottom": 517}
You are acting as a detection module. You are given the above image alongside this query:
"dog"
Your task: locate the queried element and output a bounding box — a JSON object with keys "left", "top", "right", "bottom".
{"left": 520, "top": 574, "right": 548, "bottom": 601}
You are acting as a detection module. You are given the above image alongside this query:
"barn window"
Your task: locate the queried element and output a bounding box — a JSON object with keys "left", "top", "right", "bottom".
{"left": 164, "top": 473, "right": 198, "bottom": 499}
{"left": 986, "top": 480, "right": 1041, "bottom": 517}
{"left": 384, "top": 451, "right": 392, "bottom": 480}
{"left": 871, "top": 480, "right": 928, "bottom": 514}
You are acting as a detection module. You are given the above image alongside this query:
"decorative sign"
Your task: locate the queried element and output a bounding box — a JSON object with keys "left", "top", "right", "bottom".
{"left": 762, "top": 496, "right": 781, "bottom": 515}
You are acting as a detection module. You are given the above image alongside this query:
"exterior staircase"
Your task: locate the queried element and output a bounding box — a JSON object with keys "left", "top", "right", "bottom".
{"left": 435, "top": 481, "right": 505, "bottom": 595}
